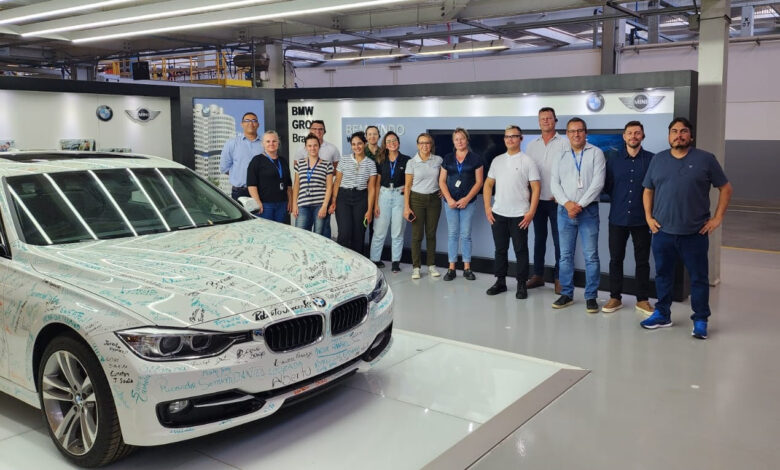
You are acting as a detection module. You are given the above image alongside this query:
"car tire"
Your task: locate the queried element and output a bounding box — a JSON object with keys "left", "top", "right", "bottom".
{"left": 37, "top": 334, "right": 133, "bottom": 467}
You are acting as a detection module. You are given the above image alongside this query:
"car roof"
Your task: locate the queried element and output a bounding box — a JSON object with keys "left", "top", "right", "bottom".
{"left": 0, "top": 151, "right": 184, "bottom": 178}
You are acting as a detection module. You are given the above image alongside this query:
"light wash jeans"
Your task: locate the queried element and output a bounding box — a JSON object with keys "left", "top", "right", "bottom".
{"left": 557, "top": 203, "right": 600, "bottom": 299}
{"left": 295, "top": 204, "right": 328, "bottom": 236}
{"left": 370, "top": 187, "right": 405, "bottom": 262}
{"left": 443, "top": 201, "right": 476, "bottom": 263}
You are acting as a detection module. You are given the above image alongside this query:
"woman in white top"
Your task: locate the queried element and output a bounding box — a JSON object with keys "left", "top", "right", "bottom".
{"left": 331, "top": 131, "right": 378, "bottom": 253}
{"left": 404, "top": 132, "right": 444, "bottom": 280}
{"left": 292, "top": 133, "right": 333, "bottom": 236}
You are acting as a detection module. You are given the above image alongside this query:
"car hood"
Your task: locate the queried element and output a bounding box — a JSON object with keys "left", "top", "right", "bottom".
{"left": 28, "top": 220, "right": 377, "bottom": 327}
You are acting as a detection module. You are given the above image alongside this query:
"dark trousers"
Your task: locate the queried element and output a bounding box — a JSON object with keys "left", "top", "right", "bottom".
{"left": 336, "top": 189, "right": 369, "bottom": 254}
{"left": 231, "top": 186, "right": 249, "bottom": 201}
{"left": 532, "top": 199, "right": 560, "bottom": 278}
{"left": 491, "top": 213, "right": 529, "bottom": 282}
{"left": 653, "top": 231, "right": 711, "bottom": 321}
{"left": 608, "top": 223, "right": 652, "bottom": 301}
{"left": 409, "top": 191, "right": 442, "bottom": 267}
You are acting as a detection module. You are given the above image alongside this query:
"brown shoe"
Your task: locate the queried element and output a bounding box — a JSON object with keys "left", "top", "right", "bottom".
{"left": 602, "top": 298, "right": 623, "bottom": 313}
{"left": 526, "top": 275, "right": 545, "bottom": 289}
{"left": 635, "top": 300, "right": 654, "bottom": 316}
{"left": 554, "top": 279, "right": 561, "bottom": 295}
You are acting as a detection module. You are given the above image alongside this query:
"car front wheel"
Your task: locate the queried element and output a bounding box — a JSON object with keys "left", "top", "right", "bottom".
{"left": 38, "top": 334, "right": 133, "bottom": 467}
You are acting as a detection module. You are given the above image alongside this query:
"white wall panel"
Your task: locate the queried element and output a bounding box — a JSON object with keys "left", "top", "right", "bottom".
{"left": 0, "top": 90, "right": 172, "bottom": 158}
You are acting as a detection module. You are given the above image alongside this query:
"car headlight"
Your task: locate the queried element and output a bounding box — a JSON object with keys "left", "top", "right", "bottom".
{"left": 368, "top": 270, "right": 389, "bottom": 303}
{"left": 116, "top": 328, "right": 250, "bottom": 361}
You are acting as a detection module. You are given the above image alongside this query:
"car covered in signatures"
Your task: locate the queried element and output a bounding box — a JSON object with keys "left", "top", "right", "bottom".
{"left": 0, "top": 152, "right": 393, "bottom": 467}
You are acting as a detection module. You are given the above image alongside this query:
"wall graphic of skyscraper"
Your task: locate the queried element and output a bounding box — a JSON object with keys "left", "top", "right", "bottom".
{"left": 193, "top": 103, "right": 235, "bottom": 193}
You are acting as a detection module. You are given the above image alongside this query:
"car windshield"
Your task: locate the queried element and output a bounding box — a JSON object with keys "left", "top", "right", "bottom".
{"left": 6, "top": 167, "right": 249, "bottom": 245}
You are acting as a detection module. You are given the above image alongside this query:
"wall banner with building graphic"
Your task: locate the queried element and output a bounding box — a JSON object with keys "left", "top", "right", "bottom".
{"left": 192, "top": 98, "right": 265, "bottom": 194}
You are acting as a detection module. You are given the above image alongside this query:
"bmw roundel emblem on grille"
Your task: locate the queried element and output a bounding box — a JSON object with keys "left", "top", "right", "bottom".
{"left": 312, "top": 297, "right": 326, "bottom": 308}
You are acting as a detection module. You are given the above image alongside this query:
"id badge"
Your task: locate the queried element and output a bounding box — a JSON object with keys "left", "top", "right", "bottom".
{"left": 455, "top": 180, "right": 462, "bottom": 188}
{"left": 280, "top": 182, "right": 285, "bottom": 191}
{"left": 577, "top": 177, "right": 584, "bottom": 189}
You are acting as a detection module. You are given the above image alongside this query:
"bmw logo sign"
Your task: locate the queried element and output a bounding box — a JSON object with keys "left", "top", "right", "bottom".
{"left": 312, "top": 297, "right": 327, "bottom": 308}
{"left": 586, "top": 93, "right": 605, "bottom": 112}
{"left": 96, "top": 105, "right": 113, "bottom": 122}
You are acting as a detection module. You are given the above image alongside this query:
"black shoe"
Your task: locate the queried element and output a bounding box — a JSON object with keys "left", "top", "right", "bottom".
{"left": 486, "top": 280, "right": 507, "bottom": 296}
{"left": 516, "top": 283, "right": 528, "bottom": 299}
{"left": 374, "top": 261, "right": 385, "bottom": 268}
{"left": 585, "top": 298, "right": 599, "bottom": 313}
{"left": 463, "top": 269, "right": 476, "bottom": 281}
{"left": 443, "top": 269, "right": 456, "bottom": 281}
{"left": 391, "top": 261, "right": 401, "bottom": 273}
{"left": 552, "top": 295, "right": 574, "bottom": 309}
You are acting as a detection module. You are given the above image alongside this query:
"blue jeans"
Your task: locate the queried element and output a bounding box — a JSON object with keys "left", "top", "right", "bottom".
{"left": 652, "top": 231, "right": 710, "bottom": 321}
{"left": 259, "top": 201, "right": 287, "bottom": 223}
{"left": 557, "top": 203, "right": 600, "bottom": 299}
{"left": 443, "top": 201, "right": 476, "bottom": 263}
{"left": 370, "top": 187, "right": 405, "bottom": 262}
{"left": 532, "top": 199, "right": 560, "bottom": 278}
{"left": 295, "top": 204, "right": 328, "bottom": 235}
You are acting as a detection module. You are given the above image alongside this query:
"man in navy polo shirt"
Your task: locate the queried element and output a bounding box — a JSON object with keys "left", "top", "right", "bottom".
{"left": 641, "top": 117, "right": 732, "bottom": 339}
{"left": 602, "top": 121, "right": 655, "bottom": 315}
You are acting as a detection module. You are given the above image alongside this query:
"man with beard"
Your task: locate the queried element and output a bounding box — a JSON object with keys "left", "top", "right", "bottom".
{"left": 602, "top": 121, "right": 655, "bottom": 315}
{"left": 641, "top": 117, "right": 732, "bottom": 339}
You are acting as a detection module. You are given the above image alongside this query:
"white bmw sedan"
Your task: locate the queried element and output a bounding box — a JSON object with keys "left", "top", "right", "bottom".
{"left": 0, "top": 152, "right": 393, "bottom": 467}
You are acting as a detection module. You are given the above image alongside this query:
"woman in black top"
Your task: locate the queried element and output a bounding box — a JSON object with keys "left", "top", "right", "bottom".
{"left": 438, "top": 127, "right": 484, "bottom": 280}
{"left": 370, "top": 131, "right": 411, "bottom": 273}
{"left": 247, "top": 130, "right": 292, "bottom": 223}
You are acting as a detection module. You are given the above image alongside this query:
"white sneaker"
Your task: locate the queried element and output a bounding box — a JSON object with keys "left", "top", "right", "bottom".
{"left": 412, "top": 267, "right": 421, "bottom": 279}
{"left": 428, "top": 265, "right": 440, "bottom": 277}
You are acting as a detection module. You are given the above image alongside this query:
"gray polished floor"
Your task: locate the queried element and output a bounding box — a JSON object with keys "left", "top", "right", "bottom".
{"left": 385, "top": 247, "right": 780, "bottom": 469}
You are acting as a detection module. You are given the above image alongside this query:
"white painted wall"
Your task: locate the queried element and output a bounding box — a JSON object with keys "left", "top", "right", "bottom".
{"left": 0, "top": 90, "right": 173, "bottom": 158}
{"left": 293, "top": 49, "right": 602, "bottom": 88}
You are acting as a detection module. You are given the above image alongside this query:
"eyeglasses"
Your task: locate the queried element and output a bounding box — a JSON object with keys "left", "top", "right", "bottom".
{"left": 504, "top": 135, "right": 521, "bottom": 140}
{"left": 242, "top": 119, "right": 259, "bottom": 124}
{"left": 567, "top": 129, "right": 586, "bottom": 134}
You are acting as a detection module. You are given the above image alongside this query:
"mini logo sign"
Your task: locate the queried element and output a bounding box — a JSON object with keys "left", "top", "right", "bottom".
{"left": 619, "top": 94, "right": 665, "bottom": 112}
{"left": 586, "top": 93, "right": 605, "bottom": 112}
{"left": 125, "top": 107, "right": 161, "bottom": 123}
{"left": 96, "top": 105, "right": 113, "bottom": 122}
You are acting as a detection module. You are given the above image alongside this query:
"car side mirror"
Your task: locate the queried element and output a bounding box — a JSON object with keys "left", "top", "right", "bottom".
{"left": 237, "top": 196, "right": 259, "bottom": 213}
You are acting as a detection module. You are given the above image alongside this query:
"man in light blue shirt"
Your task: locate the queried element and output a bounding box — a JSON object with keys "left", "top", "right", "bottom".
{"left": 550, "top": 117, "right": 606, "bottom": 313}
{"left": 220, "top": 112, "right": 263, "bottom": 201}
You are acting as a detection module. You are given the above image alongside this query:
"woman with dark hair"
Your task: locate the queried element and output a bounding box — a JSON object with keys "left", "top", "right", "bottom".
{"left": 292, "top": 133, "right": 333, "bottom": 235}
{"left": 404, "top": 132, "right": 444, "bottom": 280}
{"left": 370, "top": 131, "right": 411, "bottom": 272}
{"left": 439, "top": 127, "right": 484, "bottom": 281}
{"left": 331, "top": 131, "right": 377, "bottom": 253}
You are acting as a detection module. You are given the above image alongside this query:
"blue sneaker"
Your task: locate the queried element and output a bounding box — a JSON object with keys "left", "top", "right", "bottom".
{"left": 640, "top": 310, "right": 672, "bottom": 329}
{"left": 692, "top": 320, "right": 708, "bottom": 339}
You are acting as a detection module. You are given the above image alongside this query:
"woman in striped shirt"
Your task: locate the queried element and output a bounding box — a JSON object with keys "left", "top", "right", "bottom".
{"left": 292, "top": 133, "right": 334, "bottom": 235}
{"left": 331, "top": 131, "right": 378, "bottom": 253}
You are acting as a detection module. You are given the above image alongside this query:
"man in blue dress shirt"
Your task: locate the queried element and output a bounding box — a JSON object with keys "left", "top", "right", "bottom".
{"left": 602, "top": 121, "right": 655, "bottom": 315}
{"left": 220, "top": 112, "right": 263, "bottom": 201}
{"left": 641, "top": 117, "right": 732, "bottom": 339}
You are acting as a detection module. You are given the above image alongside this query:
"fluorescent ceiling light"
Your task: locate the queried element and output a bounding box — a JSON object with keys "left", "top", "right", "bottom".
{"left": 326, "top": 48, "right": 409, "bottom": 61}
{"left": 410, "top": 39, "right": 512, "bottom": 56}
{"left": 23, "top": 0, "right": 275, "bottom": 37}
{"left": 71, "top": 0, "right": 411, "bottom": 43}
{"left": 0, "top": 0, "right": 136, "bottom": 25}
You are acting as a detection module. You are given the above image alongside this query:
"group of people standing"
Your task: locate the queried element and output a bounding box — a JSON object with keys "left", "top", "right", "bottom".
{"left": 221, "top": 108, "right": 732, "bottom": 340}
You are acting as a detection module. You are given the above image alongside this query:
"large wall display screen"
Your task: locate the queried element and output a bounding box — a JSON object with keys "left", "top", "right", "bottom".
{"left": 0, "top": 89, "right": 172, "bottom": 158}
{"left": 192, "top": 98, "right": 265, "bottom": 194}
{"left": 287, "top": 90, "right": 675, "bottom": 273}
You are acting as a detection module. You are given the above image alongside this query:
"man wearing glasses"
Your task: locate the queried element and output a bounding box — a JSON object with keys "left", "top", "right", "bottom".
{"left": 640, "top": 117, "right": 732, "bottom": 339}
{"left": 551, "top": 117, "right": 606, "bottom": 313}
{"left": 295, "top": 120, "right": 341, "bottom": 238}
{"left": 220, "top": 112, "right": 263, "bottom": 201}
{"left": 483, "top": 125, "right": 541, "bottom": 299}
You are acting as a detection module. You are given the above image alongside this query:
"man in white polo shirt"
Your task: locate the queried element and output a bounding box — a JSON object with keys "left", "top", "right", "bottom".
{"left": 483, "top": 125, "right": 541, "bottom": 299}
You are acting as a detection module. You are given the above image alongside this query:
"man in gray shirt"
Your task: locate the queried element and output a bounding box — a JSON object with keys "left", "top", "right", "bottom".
{"left": 550, "top": 117, "right": 606, "bottom": 313}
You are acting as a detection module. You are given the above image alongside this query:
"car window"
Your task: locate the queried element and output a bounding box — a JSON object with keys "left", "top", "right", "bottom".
{"left": 6, "top": 168, "right": 249, "bottom": 245}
